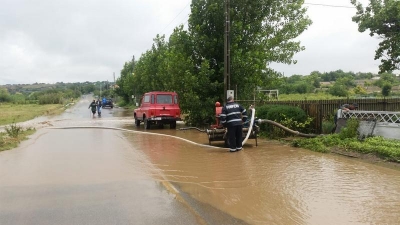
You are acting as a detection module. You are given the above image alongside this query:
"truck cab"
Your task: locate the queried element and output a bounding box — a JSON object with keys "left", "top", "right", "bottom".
{"left": 134, "top": 91, "right": 181, "bottom": 129}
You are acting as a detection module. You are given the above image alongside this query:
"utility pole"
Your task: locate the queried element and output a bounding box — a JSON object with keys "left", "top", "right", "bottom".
{"left": 224, "top": 0, "right": 231, "bottom": 104}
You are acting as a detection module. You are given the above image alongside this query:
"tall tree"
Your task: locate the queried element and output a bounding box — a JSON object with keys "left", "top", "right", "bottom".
{"left": 351, "top": 0, "right": 400, "bottom": 73}
{"left": 118, "top": 0, "right": 312, "bottom": 125}
{"left": 188, "top": 0, "right": 312, "bottom": 100}
{"left": 381, "top": 82, "right": 392, "bottom": 97}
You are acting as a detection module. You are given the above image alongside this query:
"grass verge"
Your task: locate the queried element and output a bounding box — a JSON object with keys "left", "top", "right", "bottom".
{"left": 288, "top": 118, "right": 400, "bottom": 164}
{"left": 0, "top": 103, "right": 65, "bottom": 126}
{"left": 0, "top": 124, "right": 36, "bottom": 152}
{"left": 292, "top": 134, "right": 400, "bottom": 163}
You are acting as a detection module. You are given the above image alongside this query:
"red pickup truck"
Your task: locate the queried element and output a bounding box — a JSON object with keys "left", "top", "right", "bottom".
{"left": 134, "top": 91, "right": 181, "bottom": 129}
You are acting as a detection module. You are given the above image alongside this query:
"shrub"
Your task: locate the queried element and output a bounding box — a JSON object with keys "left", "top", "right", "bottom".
{"left": 322, "top": 120, "right": 336, "bottom": 134}
{"left": 38, "top": 93, "right": 63, "bottom": 104}
{"left": 256, "top": 104, "right": 311, "bottom": 137}
{"left": 5, "top": 123, "right": 23, "bottom": 138}
{"left": 339, "top": 119, "right": 359, "bottom": 139}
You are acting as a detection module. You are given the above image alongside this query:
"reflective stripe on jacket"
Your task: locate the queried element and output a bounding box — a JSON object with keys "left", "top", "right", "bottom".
{"left": 220, "top": 102, "right": 247, "bottom": 127}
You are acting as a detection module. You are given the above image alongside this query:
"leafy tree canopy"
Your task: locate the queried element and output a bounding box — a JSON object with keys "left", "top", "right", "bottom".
{"left": 351, "top": 0, "right": 400, "bottom": 73}
{"left": 118, "top": 0, "right": 312, "bottom": 125}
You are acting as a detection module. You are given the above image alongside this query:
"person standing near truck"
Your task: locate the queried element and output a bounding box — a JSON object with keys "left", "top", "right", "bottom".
{"left": 219, "top": 96, "right": 247, "bottom": 152}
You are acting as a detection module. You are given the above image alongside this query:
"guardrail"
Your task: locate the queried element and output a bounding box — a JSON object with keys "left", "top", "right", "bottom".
{"left": 340, "top": 110, "right": 400, "bottom": 123}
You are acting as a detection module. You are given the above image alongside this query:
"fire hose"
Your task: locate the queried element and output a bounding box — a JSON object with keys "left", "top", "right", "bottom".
{"left": 179, "top": 107, "right": 320, "bottom": 145}
{"left": 256, "top": 119, "right": 320, "bottom": 138}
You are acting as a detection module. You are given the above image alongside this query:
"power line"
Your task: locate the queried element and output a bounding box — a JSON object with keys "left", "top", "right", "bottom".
{"left": 304, "top": 2, "right": 356, "bottom": 9}
{"left": 159, "top": 2, "right": 191, "bottom": 35}
{"left": 158, "top": 1, "right": 355, "bottom": 35}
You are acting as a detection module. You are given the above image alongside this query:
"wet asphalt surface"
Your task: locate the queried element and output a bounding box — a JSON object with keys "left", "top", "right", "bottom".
{"left": 0, "top": 96, "right": 243, "bottom": 225}
{"left": 1, "top": 96, "right": 400, "bottom": 225}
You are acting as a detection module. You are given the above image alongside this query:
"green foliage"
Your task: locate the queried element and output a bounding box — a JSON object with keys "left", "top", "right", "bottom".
{"left": 1, "top": 82, "right": 88, "bottom": 105}
{"left": 278, "top": 92, "right": 340, "bottom": 100}
{"left": 10, "top": 93, "right": 26, "bottom": 104}
{"left": 256, "top": 105, "right": 311, "bottom": 137}
{"left": 339, "top": 119, "right": 359, "bottom": 139}
{"left": 0, "top": 88, "right": 11, "bottom": 102}
{"left": 329, "top": 82, "right": 349, "bottom": 97}
{"left": 292, "top": 138, "right": 330, "bottom": 153}
{"left": 0, "top": 126, "right": 36, "bottom": 151}
{"left": 374, "top": 73, "right": 398, "bottom": 87}
{"left": 5, "top": 123, "right": 23, "bottom": 138}
{"left": 38, "top": 93, "right": 64, "bottom": 104}
{"left": 351, "top": 0, "right": 400, "bottom": 73}
{"left": 267, "top": 106, "right": 308, "bottom": 124}
{"left": 320, "top": 69, "right": 356, "bottom": 82}
{"left": 322, "top": 120, "right": 336, "bottom": 134}
{"left": 271, "top": 114, "right": 313, "bottom": 138}
{"left": 294, "top": 134, "right": 400, "bottom": 162}
{"left": 116, "top": 1, "right": 312, "bottom": 125}
{"left": 353, "top": 85, "right": 367, "bottom": 95}
{"left": 381, "top": 83, "right": 392, "bottom": 97}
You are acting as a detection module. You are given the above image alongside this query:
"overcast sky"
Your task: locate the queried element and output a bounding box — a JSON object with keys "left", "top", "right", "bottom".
{"left": 0, "top": 0, "right": 379, "bottom": 84}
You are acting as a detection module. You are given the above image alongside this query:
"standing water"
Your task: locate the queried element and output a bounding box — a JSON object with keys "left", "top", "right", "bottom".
{"left": 123, "top": 126, "right": 400, "bottom": 225}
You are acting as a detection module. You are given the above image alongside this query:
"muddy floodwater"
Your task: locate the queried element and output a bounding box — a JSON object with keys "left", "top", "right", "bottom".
{"left": 1, "top": 96, "right": 400, "bottom": 225}
{"left": 123, "top": 125, "right": 400, "bottom": 225}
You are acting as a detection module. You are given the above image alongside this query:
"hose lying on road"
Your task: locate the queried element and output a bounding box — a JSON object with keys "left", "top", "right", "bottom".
{"left": 46, "top": 126, "right": 224, "bottom": 149}
{"left": 178, "top": 127, "right": 206, "bottom": 132}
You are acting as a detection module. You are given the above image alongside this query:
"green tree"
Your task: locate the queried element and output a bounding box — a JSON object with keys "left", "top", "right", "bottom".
{"left": 381, "top": 82, "right": 392, "bottom": 97}
{"left": 119, "top": 0, "right": 312, "bottom": 125}
{"left": 189, "top": 0, "right": 312, "bottom": 101}
{"left": 116, "top": 60, "right": 135, "bottom": 103}
{"left": 329, "top": 83, "right": 349, "bottom": 97}
{"left": 351, "top": 0, "right": 400, "bottom": 73}
{"left": 307, "top": 71, "right": 321, "bottom": 88}
{"left": 353, "top": 85, "right": 367, "bottom": 95}
{"left": 0, "top": 88, "right": 11, "bottom": 102}
{"left": 373, "top": 72, "right": 398, "bottom": 87}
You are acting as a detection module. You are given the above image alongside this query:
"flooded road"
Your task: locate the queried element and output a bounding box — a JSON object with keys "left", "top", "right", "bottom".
{"left": 1, "top": 96, "right": 400, "bottom": 224}
{"left": 122, "top": 119, "right": 400, "bottom": 224}
{"left": 123, "top": 120, "right": 400, "bottom": 224}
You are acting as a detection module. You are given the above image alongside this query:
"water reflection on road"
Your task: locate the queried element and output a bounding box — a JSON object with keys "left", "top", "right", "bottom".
{"left": 4, "top": 96, "right": 400, "bottom": 225}
{"left": 123, "top": 124, "right": 400, "bottom": 225}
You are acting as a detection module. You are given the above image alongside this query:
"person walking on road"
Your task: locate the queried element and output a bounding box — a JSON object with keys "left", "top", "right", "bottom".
{"left": 96, "top": 99, "right": 102, "bottom": 117}
{"left": 220, "top": 96, "right": 247, "bottom": 152}
{"left": 88, "top": 100, "right": 97, "bottom": 117}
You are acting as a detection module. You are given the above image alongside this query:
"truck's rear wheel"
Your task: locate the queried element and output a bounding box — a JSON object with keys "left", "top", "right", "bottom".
{"left": 170, "top": 121, "right": 176, "bottom": 129}
{"left": 135, "top": 118, "right": 140, "bottom": 127}
{"left": 144, "top": 118, "right": 151, "bottom": 129}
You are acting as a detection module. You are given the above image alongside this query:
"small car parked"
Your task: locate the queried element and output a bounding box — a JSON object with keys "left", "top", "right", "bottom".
{"left": 102, "top": 98, "right": 114, "bottom": 108}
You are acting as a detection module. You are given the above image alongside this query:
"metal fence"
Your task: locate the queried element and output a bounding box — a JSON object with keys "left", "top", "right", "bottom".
{"left": 244, "top": 98, "right": 400, "bottom": 133}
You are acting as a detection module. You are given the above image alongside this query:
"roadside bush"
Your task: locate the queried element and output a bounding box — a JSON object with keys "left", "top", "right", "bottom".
{"left": 0, "top": 88, "right": 11, "bottom": 102}
{"left": 38, "top": 93, "right": 63, "bottom": 104}
{"left": 256, "top": 104, "right": 312, "bottom": 137}
{"left": 322, "top": 120, "right": 336, "bottom": 134}
{"left": 5, "top": 123, "right": 23, "bottom": 138}
{"left": 339, "top": 118, "right": 359, "bottom": 139}
{"left": 11, "top": 93, "right": 26, "bottom": 104}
